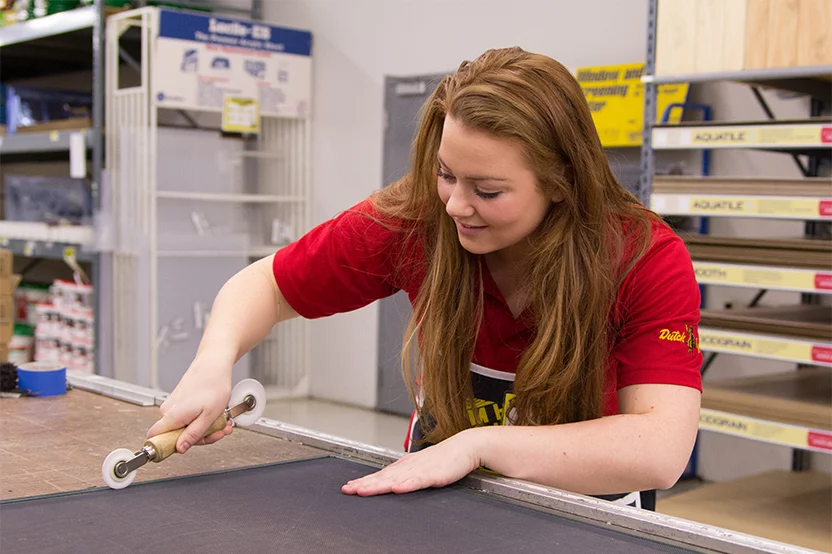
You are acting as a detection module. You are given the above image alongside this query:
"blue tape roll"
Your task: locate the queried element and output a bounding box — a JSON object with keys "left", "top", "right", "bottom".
{"left": 17, "top": 362, "right": 67, "bottom": 397}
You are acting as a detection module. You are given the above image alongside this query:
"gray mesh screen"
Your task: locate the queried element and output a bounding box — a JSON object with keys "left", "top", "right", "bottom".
{"left": 1, "top": 456, "right": 699, "bottom": 553}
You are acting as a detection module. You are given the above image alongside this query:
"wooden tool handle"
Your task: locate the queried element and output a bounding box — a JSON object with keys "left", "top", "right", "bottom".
{"left": 143, "top": 414, "right": 228, "bottom": 462}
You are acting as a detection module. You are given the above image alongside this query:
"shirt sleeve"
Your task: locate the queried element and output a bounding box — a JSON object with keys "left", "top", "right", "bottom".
{"left": 272, "top": 199, "right": 411, "bottom": 319}
{"left": 612, "top": 227, "right": 703, "bottom": 392}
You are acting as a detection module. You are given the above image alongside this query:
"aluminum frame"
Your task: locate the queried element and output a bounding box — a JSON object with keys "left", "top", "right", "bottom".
{"left": 250, "top": 419, "right": 821, "bottom": 554}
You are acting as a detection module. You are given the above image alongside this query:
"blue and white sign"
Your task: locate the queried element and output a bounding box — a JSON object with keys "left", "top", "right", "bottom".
{"left": 153, "top": 8, "right": 312, "bottom": 118}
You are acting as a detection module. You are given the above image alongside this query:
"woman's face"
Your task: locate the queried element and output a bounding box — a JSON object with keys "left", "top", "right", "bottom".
{"left": 437, "top": 116, "right": 555, "bottom": 260}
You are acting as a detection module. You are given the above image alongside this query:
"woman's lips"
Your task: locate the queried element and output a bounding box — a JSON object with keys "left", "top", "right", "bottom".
{"left": 455, "top": 221, "right": 488, "bottom": 236}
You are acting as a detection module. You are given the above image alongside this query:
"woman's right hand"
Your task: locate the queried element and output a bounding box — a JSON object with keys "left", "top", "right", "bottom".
{"left": 146, "top": 357, "right": 234, "bottom": 454}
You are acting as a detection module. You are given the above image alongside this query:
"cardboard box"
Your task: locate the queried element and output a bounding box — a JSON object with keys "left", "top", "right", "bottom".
{"left": 0, "top": 249, "right": 12, "bottom": 278}
{"left": 0, "top": 274, "right": 21, "bottom": 296}
{"left": 0, "top": 294, "right": 13, "bottom": 344}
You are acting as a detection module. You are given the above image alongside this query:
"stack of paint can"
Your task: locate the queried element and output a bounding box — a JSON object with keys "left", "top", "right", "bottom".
{"left": 33, "top": 279, "right": 94, "bottom": 373}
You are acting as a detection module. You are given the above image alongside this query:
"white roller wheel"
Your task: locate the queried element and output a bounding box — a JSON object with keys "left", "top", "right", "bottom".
{"left": 229, "top": 378, "right": 266, "bottom": 427}
{"left": 102, "top": 448, "right": 137, "bottom": 490}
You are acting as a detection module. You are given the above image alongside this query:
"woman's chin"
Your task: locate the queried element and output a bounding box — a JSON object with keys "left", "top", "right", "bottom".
{"left": 457, "top": 234, "right": 494, "bottom": 255}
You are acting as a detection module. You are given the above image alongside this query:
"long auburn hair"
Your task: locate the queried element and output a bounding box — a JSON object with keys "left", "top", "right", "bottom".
{"left": 370, "top": 47, "right": 661, "bottom": 445}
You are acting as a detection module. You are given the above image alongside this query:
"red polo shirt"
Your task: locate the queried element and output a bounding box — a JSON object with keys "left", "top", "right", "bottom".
{"left": 273, "top": 198, "right": 703, "bottom": 450}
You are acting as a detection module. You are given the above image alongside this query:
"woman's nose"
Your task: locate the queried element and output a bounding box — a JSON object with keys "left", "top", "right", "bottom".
{"left": 445, "top": 186, "right": 475, "bottom": 219}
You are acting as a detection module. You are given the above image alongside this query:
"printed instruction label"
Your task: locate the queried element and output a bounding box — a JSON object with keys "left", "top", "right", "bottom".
{"left": 222, "top": 97, "right": 260, "bottom": 133}
{"left": 153, "top": 8, "right": 311, "bottom": 119}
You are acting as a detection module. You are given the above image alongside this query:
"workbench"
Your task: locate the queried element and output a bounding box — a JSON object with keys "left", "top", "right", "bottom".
{"left": 0, "top": 373, "right": 821, "bottom": 553}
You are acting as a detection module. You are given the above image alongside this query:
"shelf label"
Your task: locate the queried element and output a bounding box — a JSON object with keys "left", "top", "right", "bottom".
{"left": 808, "top": 431, "right": 832, "bottom": 450}
{"left": 811, "top": 346, "right": 832, "bottom": 364}
{"left": 652, "top": 194, "right": 832, "bottom": 219}
{"left": 690, "top": 128, "right": 750, "bottom": 146}
{"left": 655, "top": 123, "right": 832, "bottom": 148}
{"left": 699, "top": 329, "right": 832, "bottom": 367}
{"left": 700, "top": 410, "right": 832, "bottom": 453}
{"left": 69, "top": 132, "right": 86, "bottom": 178}
{"left": 689, "top": 196, "right": 827, "bottom": 217}
{"left": 693, "top": 263, "right": 832, "bottom": 293}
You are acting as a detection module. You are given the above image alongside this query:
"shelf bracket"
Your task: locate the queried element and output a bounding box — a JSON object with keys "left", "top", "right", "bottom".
{"left": 118, "top": 47, "right": 141, "bottom": 74}
{"left": 749, "top": 87, "right": 811, "bottom": 177}
{"left": 177, "top": 110, "right": 202, "bottom": 129}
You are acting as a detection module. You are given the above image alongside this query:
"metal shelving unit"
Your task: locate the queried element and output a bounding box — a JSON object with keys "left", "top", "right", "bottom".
{"left": 0, "top": 5, "right": 98, "bottom": 47}
{"left": 0, "top": 1, "right": 106, "bottom": 373}
{"left": 641, "top": 0, "right": 832, "bottom": 477}
{"left": 644, "top": 65, "right": 832, "bottom": 103}
{"left": 0, "top": 128, "right": 94, "bottom": 156}
{"left": 105, "top": 4, "right": 312, "bottom": 398}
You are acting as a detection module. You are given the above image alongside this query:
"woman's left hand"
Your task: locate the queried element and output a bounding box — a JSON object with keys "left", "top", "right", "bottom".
{"left": 341, "top": 429, "right": 483, "bottom": 496}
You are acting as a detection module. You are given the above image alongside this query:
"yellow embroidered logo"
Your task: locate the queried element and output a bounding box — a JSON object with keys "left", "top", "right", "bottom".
{"left": 659, "top": 325, "right": 700, "bottom": 353}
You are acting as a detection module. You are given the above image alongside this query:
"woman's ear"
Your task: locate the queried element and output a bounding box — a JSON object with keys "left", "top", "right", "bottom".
{"left": 551, "top": 165, "right": 573, "bottom": 203}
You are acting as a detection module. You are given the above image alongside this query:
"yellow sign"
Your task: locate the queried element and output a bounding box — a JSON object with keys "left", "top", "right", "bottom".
{"left": 693, "top": 262, "right": 829, "bottom": 292}
{"left": 699, "top": 409, "right": 831, "bottom": 451}
{"left": 575, "top": 63, "right": 689, "bottom": 147}
{"left": 222, "top": 97, "right": 260, "bottom": 134}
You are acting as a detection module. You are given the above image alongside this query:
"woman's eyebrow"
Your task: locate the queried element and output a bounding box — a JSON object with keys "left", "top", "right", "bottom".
{"left": 437, "top": 155, "right": 509, "bottom": 182}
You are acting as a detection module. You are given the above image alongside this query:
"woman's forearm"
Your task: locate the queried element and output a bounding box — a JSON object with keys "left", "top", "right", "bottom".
{"left": 194, "top": 255, "right": 299, "bottom": 372}
{"left": 470, "top": 412, "right": 696, "bottom": 495}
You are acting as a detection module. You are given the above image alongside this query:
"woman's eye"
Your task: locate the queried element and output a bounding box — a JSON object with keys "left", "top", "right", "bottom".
{"left": 475, "top": 190, "right": 501, "bottom": 200}
{"left": 437, "top": 168, "right": 456, "bottom": 184}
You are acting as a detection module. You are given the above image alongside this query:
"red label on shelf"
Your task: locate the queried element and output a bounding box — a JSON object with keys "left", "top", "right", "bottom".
{"left": 820, "top": 201, "right": 832, "bottom": 217}
{"left": 811, "top": 345, "right": 832, "bottom": 364}
{"left": 808, "top": 431, "right": 832, "bottom": 451}
{"left": 815, "top": 273, "right": 832, "bottom": 290}
{"left": 822, "top": 127, "right": 832, "bottom": 143}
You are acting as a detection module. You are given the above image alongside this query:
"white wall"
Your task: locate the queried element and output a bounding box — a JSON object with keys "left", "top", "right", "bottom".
{"left": 261, "top": 0, "right": 650, "bottom": 407}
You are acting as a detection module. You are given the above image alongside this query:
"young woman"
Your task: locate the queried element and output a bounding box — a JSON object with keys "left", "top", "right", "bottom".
{"left": 147, "top": 47, "right": 702, "bottom": 510}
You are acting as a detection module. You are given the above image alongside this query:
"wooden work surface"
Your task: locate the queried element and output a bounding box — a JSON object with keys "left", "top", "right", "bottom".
{"left": 0, "top": 388, "right": 324, "bottom": 500}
